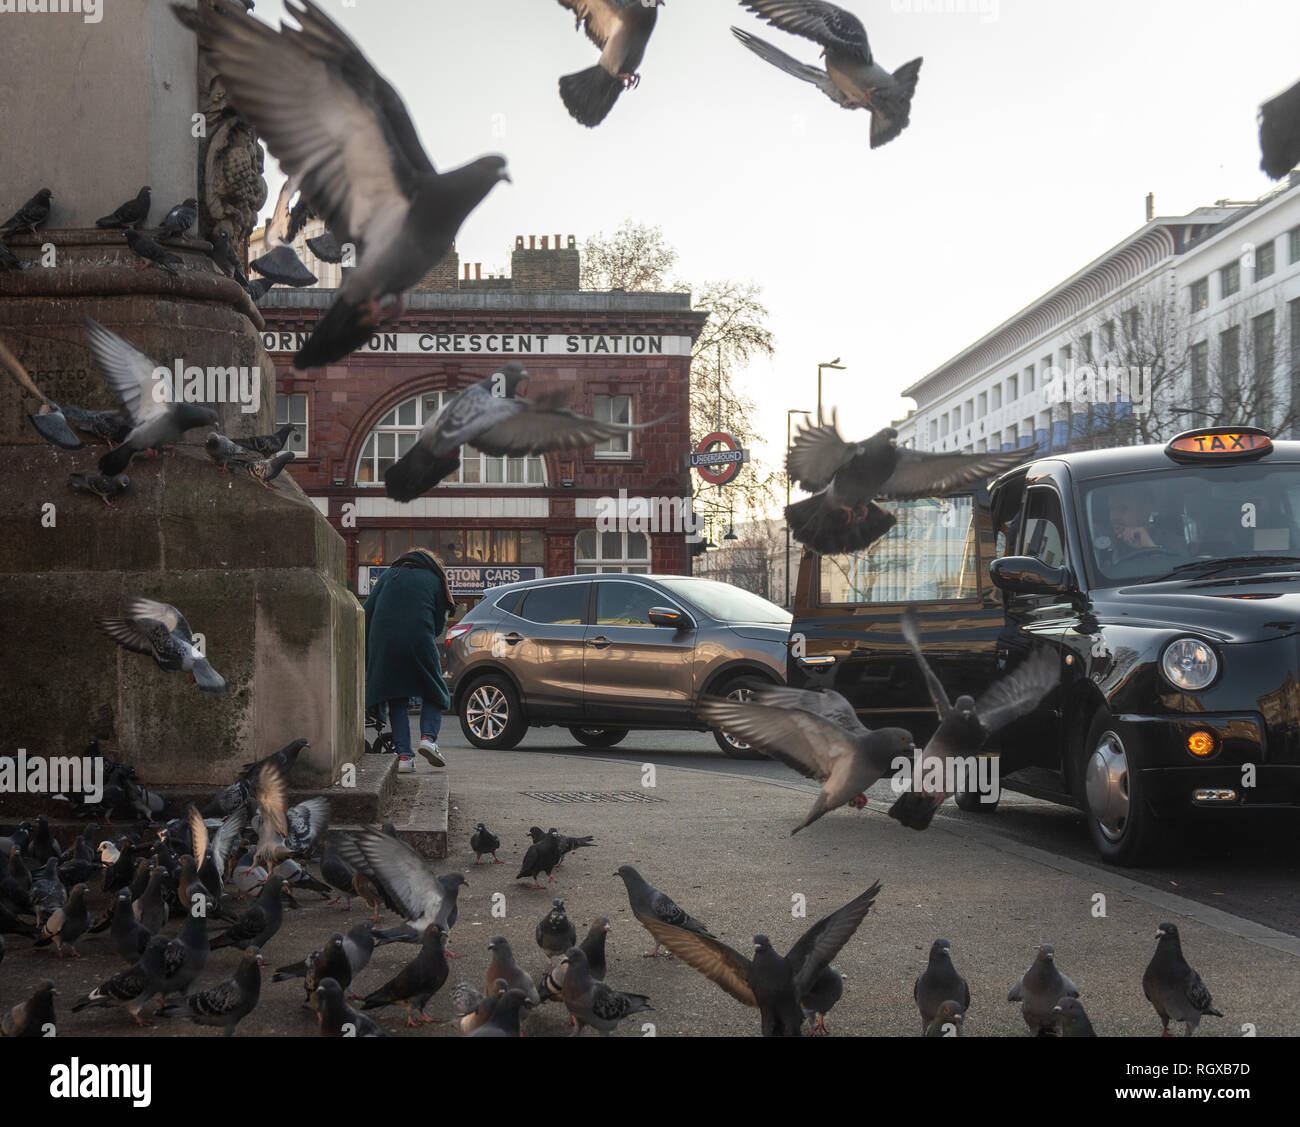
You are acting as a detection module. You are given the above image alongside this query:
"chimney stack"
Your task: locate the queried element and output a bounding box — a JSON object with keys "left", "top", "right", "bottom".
{"left": 475, "top": 263, "right": 482, "bottom": 280}
{"left": 1145, "top": 192, "right": 1155, "bottom": 223}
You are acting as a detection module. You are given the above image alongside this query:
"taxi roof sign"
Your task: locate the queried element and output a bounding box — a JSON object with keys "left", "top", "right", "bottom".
{"left": 1166, "top": 427, "right": 1274, "bottom": 461}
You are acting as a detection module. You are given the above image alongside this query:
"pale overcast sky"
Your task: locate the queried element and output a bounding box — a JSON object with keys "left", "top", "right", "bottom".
{"left": 253, "top": 0, "right": 1300, "bottom": 477}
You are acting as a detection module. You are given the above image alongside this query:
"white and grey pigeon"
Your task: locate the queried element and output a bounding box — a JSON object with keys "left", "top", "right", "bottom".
{"left": 785, "top": 412, "right": 1036, "bottom": 556}
{"left": 250, "top": 177, "right": 318, "bottom": 287}
{"left": 83, "top": 317, "right": 221, "bottom": 477}
{"left": 205, "top": 432, "right": 252, "bottom": 471}
{"left": 384, "top": 362, "right": 660, "bottom": 502}
{"left": 250, "top": 763, "right": 330, "bottom": 870}
{"left": 554, "top": 0, "right": 664, "bottom": 128}
{"left": 697, "top": 685, "right": 915, "bottom": 835}
{"left": 1007, "top": 944, "right": 1080, "bottom": 1036}
{"left": 733, "top": 1, "right": 921, "bottom": 149}
{"left": 889, "top": 609, "right": 1059, "bottom": 830}
{"left": 174, "top": 0, "right": 510, "bottom": 371}
{"left": 331, "top": 826, "right": 459, "bottom": 943}
{"left": 96, "top": 597, "right": 229, "bottom": 695}
{"left": 1142, "top": 923, "right": 1223, "bottom": 1037}
{"left": 1259, "top": 76, "right": 1300, "bottom": 180}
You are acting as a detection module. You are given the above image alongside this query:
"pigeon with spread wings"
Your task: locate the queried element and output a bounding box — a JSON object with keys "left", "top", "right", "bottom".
{"left": 697, "top": 686, "right": 914, "bottom": 834}
{"left": 785, "top": 412, "right": 1035, "bottom": 556}
{"left": 733, "top": 1, "right": 921, "bottom": 148}
{"left": 1259, "top": 76, "right": 1300, "bottom": 181}
{"left": 554, "top": 0, "right": 664, "bottom": 128}
{"left": 173, "top": 0, "right": 509, "bottom": 370}
{"left": 96, "top": 597, "right": 229, "bottom": 695}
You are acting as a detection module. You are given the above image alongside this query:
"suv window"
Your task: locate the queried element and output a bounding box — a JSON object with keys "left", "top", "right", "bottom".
{"left": 595, "top": 582, "right": 660, "bottom": 627}
{"left": 1021, "top": 488, "right": 1068, "bottom": 568}
{"left": 517, "top": 583, "right": 588, "bottom": 625}
{"left": 819, "top": 496, "right": 979, "bottom": 605}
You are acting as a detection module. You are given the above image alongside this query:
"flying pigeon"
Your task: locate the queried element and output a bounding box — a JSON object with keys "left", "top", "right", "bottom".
{"left": 485, "top": 935, "right": 540, "bottom": 1007}
{"left": 555, "top": 0, "right": 664, "bottom": 128}
{"left": 470, "top": 822, "right": 501, "bottom": 864}
{"left": 1008, "top": 944, "right": 1080, "bottom": 1036}
{"left": 234, "top": 423, "right": 298, "bottom": 458}
{"left": 231, "top": 449, "right": 296, "bottom": 490}
{"left": 96, "top": 596, "right": 229, "bottom": 695}
{"left": 914, "top": 938, "right": 971, "bottom": 1034}
{"left": 1, "top": 980, "right": 56, "bottom": 1038}
{"left": 250, "top": 177, "right": 319, "bottom": 286}
{"left": 161, "top": 945, "right": 264, "bottom": 1035}
{"left": 156, "top": 198, "right": 198, "bottom": 241}
{"left": 331, "top": 826, "right": 460, "bottom": 939}
{"left": 250, "top": 763, "right": 330, "bottom": 870}
{"left": 385, "top": 363, "right": 660, "bottom": 502}
{"left": 640, "top": 882, "right": 883, "bottom": 1037}
{"left": 516, "top": 829, "right": 562, "bottom": 888}
{"left": 924, "top": 999, "right": 965, "bottom": 1037}
{"left": 305, "top": 230, "right": 345, "bottom": 264}
{"left": 559, "top": 945, "right": 651, "bottom": 1036}
{"left": 1, "top": 187, "right": 52, "bottom": 236}
{"left": 890, "top": 610, "right": 1058, "bottom": 829}
{"left": 240, "top": 736, "right": 311, "bottom": 784}
{"left": 0, "top": 237, "right": 23, "bottom": 271}
{"left": 315, "top": 977, "right": 386, "bottom": 1037}
{"left": 173, "top": 0, "right": 511, "bottom": 370}
{"left": 62, "top": 405, "right": 134, "bottom": 448}
{"left": 1142, "top": 922, "right": 1222, "bottom": 1037}
{"left": 205, "top": 431, "right": 251, "bottom": 471}
{"left": 536, "top": 897, "right": 577, "bottom": 962}
{"left": 96, "top": 185, "right": 151, "bottom": 229}
{"left": 246, "top": 276, "right": 277, "bottom": 302}
{"left": 360, "top": 922, "right": 449, "bottom": 1026}
{"left": 697, "top": 685, "right": 915, "bottom": 834}
{"left": 1054, "top": 997, "right": 1097, "bottom": 1037}
{"left": 785, "top": 414, "right": 1036, "bottom": 555}
{"left": 615, "top": 864, "right": 716, "bottom": 958}
{"left": 1259, "top": 76, "right": 1300, "bottom": 180}
{"left": 732, "top": 0, "right": 922, "bottom": 149}
{"left": 82, "top": 317, "right": 221, "bottom": 477}
{"left": 0, "top": 336, "right": 84, "bottom": 450}
{"left": 125, "top": 228, "right": 184, "bottom": 276}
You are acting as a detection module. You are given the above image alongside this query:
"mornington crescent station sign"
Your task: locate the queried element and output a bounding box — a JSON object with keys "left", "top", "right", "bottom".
{"left": 263, "top": 331, "right": 695, "bottom": 357}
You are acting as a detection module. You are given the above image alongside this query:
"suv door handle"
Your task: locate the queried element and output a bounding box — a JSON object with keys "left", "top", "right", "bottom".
{"left": 588, "top": 636, "right": 612, "bottom": 650}
{"left": 502, "top": 632, "right": 524, "bottom": 646}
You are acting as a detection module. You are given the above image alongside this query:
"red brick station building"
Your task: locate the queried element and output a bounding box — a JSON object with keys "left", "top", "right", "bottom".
{"left": 259, "top": 235, "right": 708, "bottom": 611}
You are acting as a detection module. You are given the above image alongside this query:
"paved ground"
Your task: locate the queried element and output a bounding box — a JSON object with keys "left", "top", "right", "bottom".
{"left": 2, "top": 719, "right": 1297, "bottom": 1039}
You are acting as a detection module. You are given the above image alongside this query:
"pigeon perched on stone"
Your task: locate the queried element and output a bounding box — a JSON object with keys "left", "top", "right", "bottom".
{"left": 233, "top": 424, "right": 299, "bottom": 458}
{"left": 0, "top": 238, "right": 23, "bottom": 271}
{"left": 891, "top": 610, "right": 1059, "bottom": 829}
{"left": 34, "top": 882, "right": 89, "bottom": 957}
{"left": 1, "top": 980, "right": 56, "bottom": 1038}
{"left": 156, "top": 198, "right": 198, "bottom": 241}
{"left": 616, "top": 864, "right": 715, "bottom": 957}
{"left": 785, "top": 414, "right": 1036, "bottom": 555}
{"left": 207, "top": 229, "right": 249, "bottom": 288}
{"left": 1053, "top": 997, "right": 1097, "bottom": 1037}
{"left": 316, "top": 977, "right": 386, "bottom": 1037}
{"left": 96, "top": 596, "right": 229, "bottom": 695}
{"left": 536, "top": 898, "right": 577, "bottom": 963}
{"left": 83, "top": 317, "right": 221, "bottom": 476}
{"left": 174, "top": 0, "right": 510, "bottom": 370}
{"left": 485, "top": 935, "right": 540, "bottom": 1007}
{"left": 733, "top": 2, "right": 922, "bottom": 148}
{"left": 96, "top": 185, "right": 151, "bottom": 228}
{"left": 1259, "top": 76, "right": 1300, "bottom": 180}
{"left": 516, "top": 828, "right": 562, "bottom": 888}
{"left": 162, "top": 945, "right": 263, "bottom": 1035}
{"left": 231, "top": 449, "right": 296, "bottom": 489}
{"left": 466, "top": 987, "right": 531, "bottom": 1037}
{"left": 1, "top": 188, "right": 52, "bottom": 236}
{"left": 124, "top": 227, "right": 184, "bottom": 275}
{"left": 914, "top": 938, "right": 971, "bottom": 1034}
{"left": 924, "top": 1000, "right": 965, "bottom": 1037}
{"left": 698, "top": 686, "right": 915, "bottom": 834}
{"left": 1142, "top": 922, "right": 1222, "bottom": 1037}
{"left": 63, "top": 406, "right": 134, "bottom": 447}
{"left": 0, "top": 337, "right": 84, "bottom": 450}
{"left": 641, "top": 882, "right": 883, "bottom": 1037}
{"left": 211, "top": 873, "right": 288, "bottom": 950}
{"left": 385, "top": 363, "right": 659, "bottom": 502}
{"left": 555, "top": 0, "right": 664, "bottom": 127}
{"left": 559, "top": 945, "right": 651, "bottom": 1036}
{"left": 360, "top": 922, "right": 449, "bottom": 1026}
{"left": 1008, "top": 944, "right": 1080, "bottom": 1036}
{"left": 470, "top": 823, "right": 501, "bottom": 865}
{"left": 205, "top": 432, "right": 251, "bottom": 471}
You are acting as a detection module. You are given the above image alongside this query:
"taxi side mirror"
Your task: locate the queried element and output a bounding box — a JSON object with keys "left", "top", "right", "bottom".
{"left": 990, "top": 556, "right": 1075, "bottom": 597}
{"left": 648, "top": 607, "right": 693, "bottom": 630}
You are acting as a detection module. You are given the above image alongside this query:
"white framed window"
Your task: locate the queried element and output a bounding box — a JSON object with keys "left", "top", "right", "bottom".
{"left": 275, "top": 393, "right": 309, "bottom": 457}
{"left": 1220, "top": 262, "right": 1240, "bottom": 299}
{"left": 355, "top": 391, "right": 546, "bottom": 486}
{"left": 1255, "top": 241, "right": 1275, "bottom": 282}
{"left": 575, "top": 529, "right": 650, "bottom": 574}
{"left": 593, "top": 394, "right": 632, "bottom": 458}
{"left": 1190, "top": 277, "right": 1209, "bottom": 314}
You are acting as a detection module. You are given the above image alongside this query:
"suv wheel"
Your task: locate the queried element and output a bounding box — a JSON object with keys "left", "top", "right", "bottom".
{"left": 711, "top": 675, "right": 771, "bottom": 759}
{"left": 568, "top": 726, "right": 629, "bottom": 749}
{"left": 459, "top": 675, "right": 527, "bottom": 751}
{"left": 1081, "top": 708, "right": 1164, "bottom": 866}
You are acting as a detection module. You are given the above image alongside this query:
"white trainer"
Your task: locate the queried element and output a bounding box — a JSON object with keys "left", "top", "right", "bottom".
{"left": 396, "top": 755, "right": 416, "bottom": 774}
{"left": 417, "top": 738, "right": 445, "bottom": 767}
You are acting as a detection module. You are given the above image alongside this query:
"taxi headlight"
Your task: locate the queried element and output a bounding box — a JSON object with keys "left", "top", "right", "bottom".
{"left": 1161, "top": 638, "right": 1219, "bottom": 691}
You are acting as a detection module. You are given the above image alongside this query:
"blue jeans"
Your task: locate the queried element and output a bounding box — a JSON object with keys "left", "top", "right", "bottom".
{"left": 389, "top": 697, "right": 442, "bottom": 757}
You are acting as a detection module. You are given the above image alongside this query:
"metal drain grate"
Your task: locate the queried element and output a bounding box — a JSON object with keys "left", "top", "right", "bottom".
{"left": 521, "top": 790, "right": 665, "bottom": 804}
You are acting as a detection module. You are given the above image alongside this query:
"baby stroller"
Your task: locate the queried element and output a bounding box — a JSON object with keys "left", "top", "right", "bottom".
{"left": 364, "top": 704, "right": 397, "bottom": 755}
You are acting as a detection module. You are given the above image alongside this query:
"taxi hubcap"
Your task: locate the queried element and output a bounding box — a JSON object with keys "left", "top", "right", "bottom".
{"left": 467, "top": 685, "right": 508, "bottom": 740}
{"left": 1085, "top": 729, "right": 1130, "bottom": 842}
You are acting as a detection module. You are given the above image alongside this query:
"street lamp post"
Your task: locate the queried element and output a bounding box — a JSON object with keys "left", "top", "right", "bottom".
{"left": 786, "top": 407, "right": 812, "bottom": 608}
{"left": 817, "top": 358, "right": 846, "bottom": 425}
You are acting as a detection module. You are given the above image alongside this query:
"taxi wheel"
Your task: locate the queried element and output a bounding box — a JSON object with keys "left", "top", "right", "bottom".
{"left": 712, "top": 675, "right": 771, "bottom": 759}
{"left": 1081, "top": 709, "right": 1165, "bottom": 866}
{"left": 459, "top": 674, "right": 528, "bottom": 751}
{"left": 568, "top": 726, "right": 629, "bottom": 748}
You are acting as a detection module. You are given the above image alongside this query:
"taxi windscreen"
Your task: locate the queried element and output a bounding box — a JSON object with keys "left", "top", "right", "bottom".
{"left": 1080, "top": 464, "right": 1300, "bottom": 585}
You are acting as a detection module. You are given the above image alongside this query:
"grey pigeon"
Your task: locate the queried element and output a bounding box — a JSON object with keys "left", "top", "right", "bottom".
{"left": 211, "top": 873, "right": 288, "bottom": 950}
{"left": 1259, "top": 76, "right": 1300, "bottom": 180}
{"left": 272, "top": 932, "right": 351, "bottom": 1003}
{"left": 800, "top": 964, "right": 844, "bottom": 1035}
{"left": 156, "top": 198, "right": 198, "bottom": 241}
{"left": 82, "top": 317, "right": 221, "bottom": 476}
{"left": 1, "top": 980, "right": 56, "bottom": 1038}
{"left": 515, "top": 827, "right": 562, "bottom": 888}
{"left": 96, "top": 596, "right": 229, "bottom": 695}
{"left": 891, "top": 610, "right": 1058, "bottom": 829}
{"left": 914, "top": 938, "right": 971, "bottom": 1034}
{"left": 231, "top": 449, "right": 295, "bottom": 490}
{"left": 96, "top": 185, "right": 151, "bottom": 228}
{"left": 485, "top": 935, "right": 540, "bottom": 1006}
{"left": 924, "top": 999, "right": 965, "bottom": 1037}
{"left": 31, "top": 858, "right": 67, "bottom": 928}
{"left": 1, "top": 187, "right": 52, "bottom": 236}
{"left": 162, "top": 945, "right": 263, "bottom": 1035}
{"left": 174, "top": 0, "right": 510, "bottom": 371}
{"left": 108, "top": 889, "right": 152, "bottom": 961}
{"left": 208, "top": 229, "right": 248, "bottom": 288}
{"left": 544, "top": 826, "right": 596, "bottom": 866}
{"left": 638, "top": 881, "right": 883, "bottom": 1037}
{"left": 1054, "top": 997, "right": 1097, "bottom": 1037}
{"left": 559, "top": 945, "right": 651, "bottom": 1036}
{"left": 1142, "top": 922, "right": 1222, "bottom": 1037}
{"left": 1008, "top": 944, "right": 1080, "bottom": 1036}
{"left": 246, "top": 276, "right": 277, "bottom": 302}
{"left": 536, "top": 897, "right": 577, "bottom": 962}
{"left": 233, "top": 424, "right": 298, "bottom": 458}
{"left": 0, "top": 237, "right": 23, "bottom": 271}
{"left": 697, "top": 686, "right": 915, "bottom": 834}
{"left": 541, "top": 917, "right": 611, "bottom": 1002}
{"left": 452, "top": 979, "right": 499, "bottom": 1035}
{"left": 305, "top": 230, "right": 345, "bottom": 264}
{"left": 616, "top": 864, "right": 715, "bottom": 957}
{"left": 315, "top": 977, "right": 386, "bottom": 1037}
{"left": 785, "top": 414, "right": 1036, "bottom": 556}
{"left": 66, "top": 470, "right": 130, "bottom": 507}
{"left": 125, "top": 228, "right": 184, "bottom": 275}
{"left": 28, "top": 815, "right": 61, "bottom": 865}
{"left": 150, "top": 907, "right": 212, "bottom": 1006}
{"left": 72, "top": 946, "right": 165, "bottom": 1024}
{"left": 555, "top": 0, "right": 664, "bottom": 128}
{"left": 131, "top": 867, "right": 169, "bottom": 936}
{"left": 63, "top": 405, "right": 133, "bottom": 447}
{"left": 360, "top": 922, "right": 449, "bottom": 1026}
{"left": 33, "top": 882, "right": 89, "bottom": 958}
{"left": 466, "top": 987, "right": 530, "bottom": 1037}
{"left": 319, "top": 840, "right": 359, "bottom": 907}
{"left": 205, "top": 432, "right": 251, "bottom": 471}
{"left": 239, "top": 736, "right": 311, "bottom": 783}
{"left": 386, "top": 363, "right": 658, "bottom": 502}
{"left": 470, "top": 822, "right": 502, "bottom": 864}
{"left": 332, "top": 826, "right": 459, "bottom": 940}
{"left": 733, "top": 1, "right": 922, "bottom": 149}
{"left": 251, "top": 243, "right": 317, "bottom": 287}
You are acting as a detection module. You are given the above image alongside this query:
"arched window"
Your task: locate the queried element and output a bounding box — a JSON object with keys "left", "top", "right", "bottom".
{"left": 575, "top": 530, "right": 651, "bottom": 574}
{"left": 355, "top": 390, "right": 546, "bottom": 486}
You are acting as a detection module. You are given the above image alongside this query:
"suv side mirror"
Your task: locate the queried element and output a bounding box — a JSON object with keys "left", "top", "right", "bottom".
{"left": 990, "top": 556, "right": 1074, "bottom": 597}
{"left": 648, "top": 607, "right": 693, "bottom": 630}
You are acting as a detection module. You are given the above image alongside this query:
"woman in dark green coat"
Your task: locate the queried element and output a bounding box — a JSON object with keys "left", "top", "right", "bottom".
{"left": 365, "top": 548, "right": 454, "bottom": 770}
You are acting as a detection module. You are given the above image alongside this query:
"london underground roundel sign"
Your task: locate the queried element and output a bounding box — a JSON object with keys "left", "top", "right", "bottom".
{"left": 691, "top": 432, "right": 748, "bottom": 486}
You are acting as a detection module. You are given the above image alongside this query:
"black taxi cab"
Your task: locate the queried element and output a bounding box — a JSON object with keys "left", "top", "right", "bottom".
{"left": 787, "top": 427, "right": 1300, "bottom": 866}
